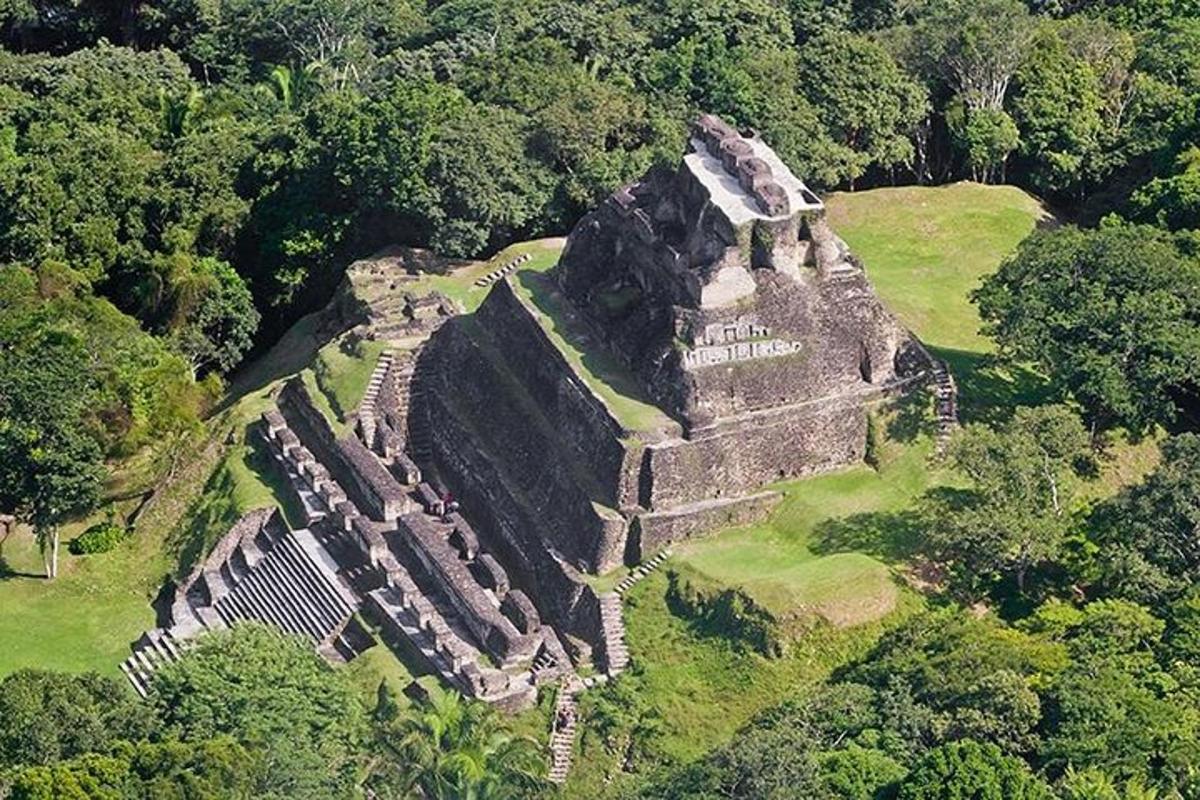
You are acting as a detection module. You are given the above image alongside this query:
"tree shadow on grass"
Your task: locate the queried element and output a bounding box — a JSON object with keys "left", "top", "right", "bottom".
{"left": 166, "top": 465, "right": 241, "bottom": 580}
{"left": 928, "top": 346, "right": 1054, "bottom": 426}
{"left": 886, "top": 385, "right": 939, "bottom": 443}
{"left": 809, "top": 508, "right": 928, "bottom": 564}
{"left": 0, "top": 527, "right": 43, "bottom": 580}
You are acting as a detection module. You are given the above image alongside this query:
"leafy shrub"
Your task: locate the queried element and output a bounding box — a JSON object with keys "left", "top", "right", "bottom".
{"left": 68, "top": 522, "right": 127, "bottom": 555}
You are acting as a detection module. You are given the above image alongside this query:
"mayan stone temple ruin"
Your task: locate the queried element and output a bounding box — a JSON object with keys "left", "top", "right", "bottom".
{"left": 120, "top": 114, "right": 939, "bottom": 779}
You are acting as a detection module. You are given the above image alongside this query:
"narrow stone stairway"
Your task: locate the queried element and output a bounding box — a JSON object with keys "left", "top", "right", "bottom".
{"left": 931, "top": 360, "right": 959, "bottom": 454}
{"left": 547, "top": 676, "right": 583, "bottom": 784}
{"left": 599, "top": 593, "right": 629, "bottom": 675}
{"left": 614, "top": 547, "right": 672, "bottom": 597}
{"left": 357, "top": 349, "right": 394, "bottom": 451}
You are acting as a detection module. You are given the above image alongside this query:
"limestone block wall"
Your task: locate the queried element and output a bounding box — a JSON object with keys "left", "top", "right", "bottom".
{"left": 392, "top": 511, "right": 538, "bottom": 666}
{"left": 641, "top": 398, "right": 867, "bottom": 509}
{"left": 474, "top": 280, "right": 642, "bottom": 509}
{"left": 413, "top": 350, "right": 607, "bottom": 647}
{"left": 419, "top": 321, "right": 627, "bottom": 572}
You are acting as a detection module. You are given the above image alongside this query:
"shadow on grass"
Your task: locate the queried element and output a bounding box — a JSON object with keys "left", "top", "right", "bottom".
{"left": 929, "top": 346, "right": 1054, "bottom": 426}
{"left": 165, "top": 426, "right": 306, "bottom": 579}
{"left": 886, "top": 386, "right": 939, "bottom": 443}
{"left": 809, "top": 509, "right": 928, "bottom": 563}
{"left": 0, "top": 527, "right": 43, "bottom": 580}
{"left": 167, "top": 465, "right": 241, "bottom": 579}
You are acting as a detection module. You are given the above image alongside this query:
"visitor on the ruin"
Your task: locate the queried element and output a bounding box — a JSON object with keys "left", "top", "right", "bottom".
{"left": 442, "top": 490, "right": 459, "bottom": 517}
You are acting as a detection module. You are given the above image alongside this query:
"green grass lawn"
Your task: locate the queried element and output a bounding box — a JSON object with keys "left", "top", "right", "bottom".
{"left": 0, "top": 521, "right": 166, "bottom": 678}
{"left": 563, "top": 571, "right": 924, "bottom": 796}
{"left": 399, "top": 238, "right": 565, "bottom": 313}
{"left": 827, "top": 182, "right": 1053, "bottom": 421}
{"left": 826, "top": 182, "right": 1047, "bottom": 353}
{"left": 510, "top": 267, "right": 676, "bottom": 436}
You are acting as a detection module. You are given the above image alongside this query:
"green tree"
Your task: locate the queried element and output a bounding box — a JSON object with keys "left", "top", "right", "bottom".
{"left": 896, "top": 740, "right": 1054, "bottom": 800}
{"left": 795, "top": 31, "right": 928, "bottom": 188}
{"left": 371, "top": 690, "right": 547, "bottom": 800}
{"left": 975, "top": 224, "right": 1200, "bottom": 434}
{"left": 0, "top": 670, "right": 154, "bottom": 769}
{"left": 923, "top": 405, "right": 1091, "bottom": 596}
{"left": 163, "top": 256, "right": 260, "bottom": 376}
{"left": 0, "top": 306, "right": 104, "bottom": 578}
{"left": 150, "top": 624, "right": 366, "bottom": 800}
{"left": 1091, "top": 434, "right": 1200, "bottom": 603}
{"left": 1010, "top": 24, "right": 1106, "bottom": 198}
{"left": 1130, "top": 146, "right": 1200, "bottom": 232}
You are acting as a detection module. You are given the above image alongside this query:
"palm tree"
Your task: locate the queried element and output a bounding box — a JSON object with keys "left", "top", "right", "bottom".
{"left": 371, "top": 691, "right": 547, "bottom": 800}
{"left": 262, "top": 62, "right": 323, "bottom": 112}
{"left": 157, "top": 87, "right": 204, "bottom": 139}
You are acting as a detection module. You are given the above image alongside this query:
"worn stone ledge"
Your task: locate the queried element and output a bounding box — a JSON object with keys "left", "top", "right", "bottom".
{"left": 629, "top": 490, "right": 782, "bottom": 562}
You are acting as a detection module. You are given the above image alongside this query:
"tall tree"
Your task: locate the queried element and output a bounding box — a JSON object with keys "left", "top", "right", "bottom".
{"left": 370, "top": 690, "right": 546, "bottom": 800}
{"left": 923, "top": 405, "right": 1091, "bottom": 597}
{"left": 0, "top": 304, "right": 104, "bottom": 578}
{"left": 975, "top": 224, "right": 1200, "bottom": 434}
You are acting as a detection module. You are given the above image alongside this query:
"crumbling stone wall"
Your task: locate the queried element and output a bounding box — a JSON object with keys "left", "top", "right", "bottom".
{"left": 278, "top": 379, "right": 409, "bottom": 520}
{"left": 418, "top": 320, "right": 627, "bottom": 572}
{"left": 641, "top": 398, "right": 869, "bottom": 509}
{"left": 629, "top": 491, "right": 781, "bottom": 560}
{"left": 413, "top": 343, "right": 608, "bottom": 645}
{"left": 391, "top": 511, "right": 538, "bottom": 666}
{"left": 474, "top": 280, "right": 643, "bottom": 509}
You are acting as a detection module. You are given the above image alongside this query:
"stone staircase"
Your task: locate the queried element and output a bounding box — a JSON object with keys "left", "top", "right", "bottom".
{"left": 614, "top": 548, "right": 671, "bottom": 597}
{"left": 474, "top": 252, "right": 531, "bottom": 288}
{"left": 931, "top": 360, "right": 959, "bottom": 454}
{"left": 406, "top": 357, "right": 435, "bottom": 464}
{"left": 210, "top": 527, "right": 356, "bottom": 644}
{"left": 357, "top": 349, "right": 394, "bottom": 451}
{"left": 120, "top": 628, "right": 191, "bottom": 698}
{"left": 598, "top": 593, "right": 629, "bottom": 675}
{"left": 547, "top": 676, "right": 583, "bottom": 784}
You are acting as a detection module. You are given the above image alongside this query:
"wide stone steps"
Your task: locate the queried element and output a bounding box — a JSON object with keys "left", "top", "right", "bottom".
{"left": 211, "top": 527, "right": 354, "bottom": 646}
{"left": 614, "top": 548, "right": 671, "bottom": 597}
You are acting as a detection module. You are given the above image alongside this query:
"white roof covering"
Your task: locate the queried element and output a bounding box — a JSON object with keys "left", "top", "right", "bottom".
{"left": 683, "top": 136, "right": 824, "bottom": 225}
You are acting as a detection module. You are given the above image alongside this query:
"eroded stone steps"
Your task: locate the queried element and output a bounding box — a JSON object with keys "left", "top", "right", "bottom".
{"left": 614, "top": 548, "right": 672, "bottom": 597}
{"left": 547, "top": 676, "right": 583, "bottom": 784}
{"left": 598, "top": 593, "right": 629, "bottom": 675}
{"left": 474, "top": 252, "right": 532, "bottom": 288}
{"left": 930, "top": 360, "right": 959, "bottom": 455}
{"left": 120, "top": 628, "right": 190, "bottom": 698}
{"left": 358, "top": 350, "right": 395, "bottom": 451}
{"left": 209, "top": 527, "right": 355, "bottom": 646}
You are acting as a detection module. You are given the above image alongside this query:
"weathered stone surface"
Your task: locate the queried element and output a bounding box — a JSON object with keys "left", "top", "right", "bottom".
{"left": 629, "top": 491, "right": 782, "bottom": 560}
{"left": 391, "top": 511, "right": 537, "bottom": 666}
{"left": 554, "top": 113, "right": 931, "bottom": 435}
{"left": 278, "top": 378, "right": 411, "bottom": 521}
{"left": 501, "top": 590, "right": 541, "bottom": 634}
{"left": 474, "top": 280, "right": 646, "bottom": 508}
{"left": 417, "top": 320, "right": 628, "bottom": 572}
